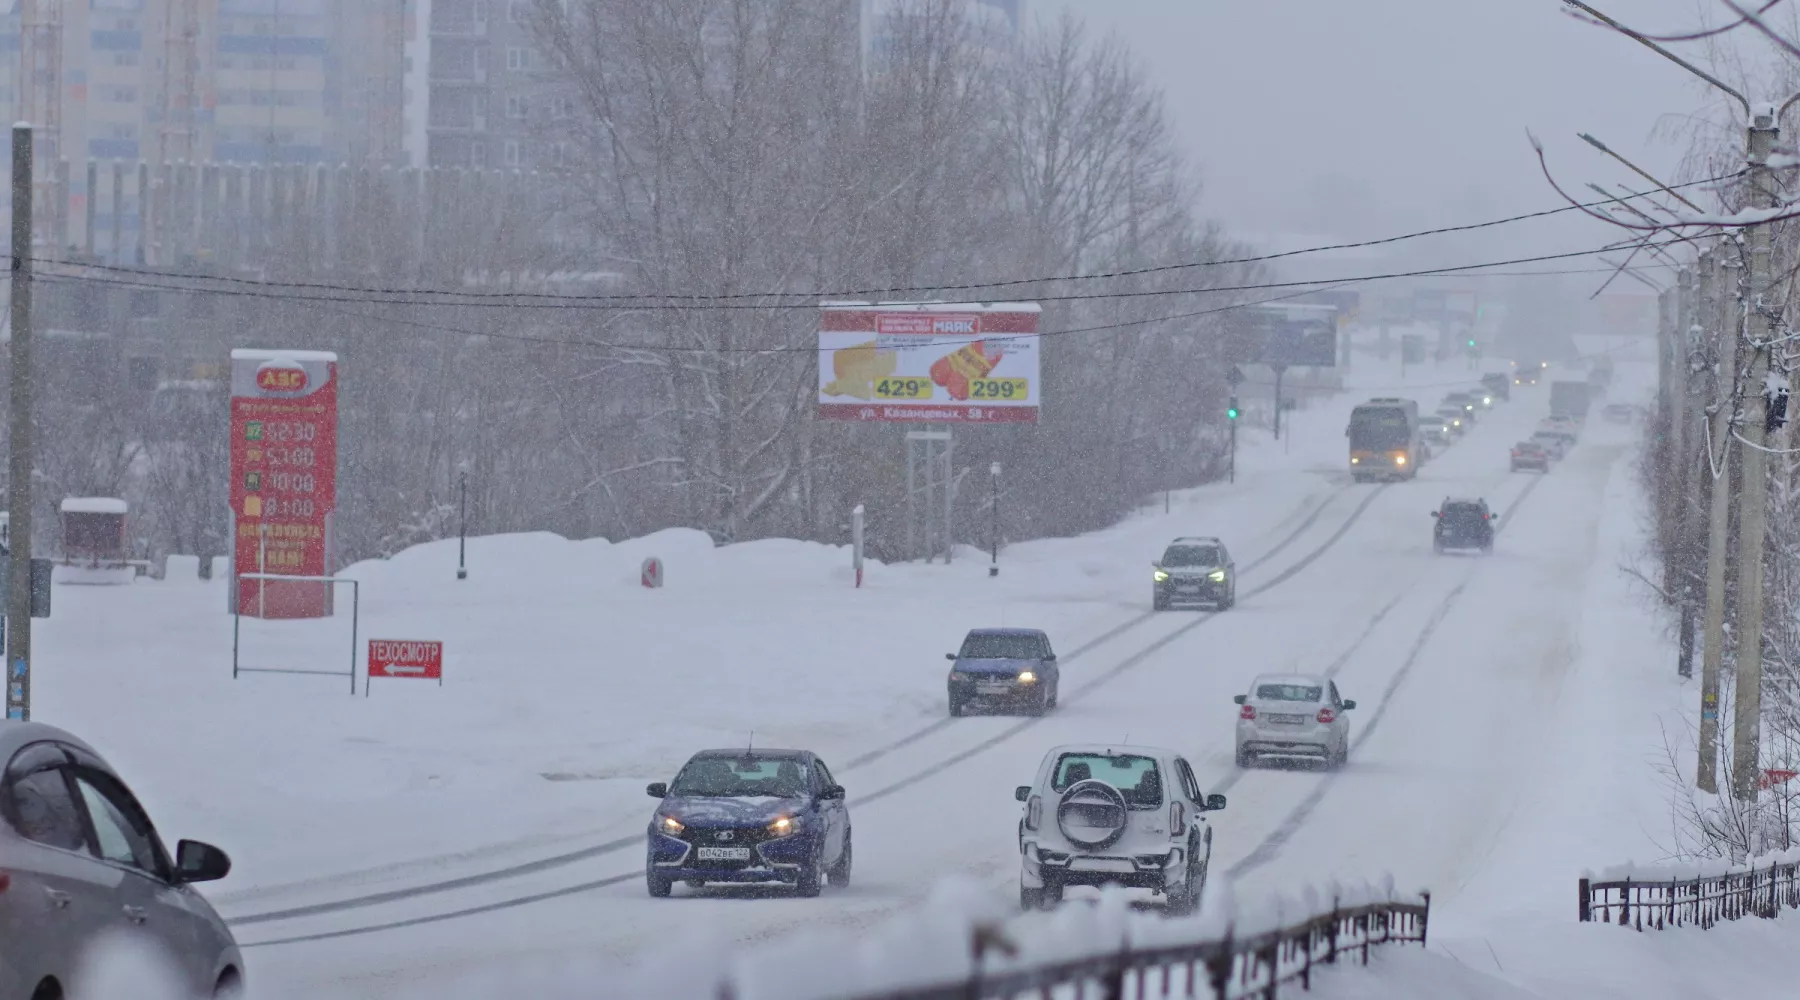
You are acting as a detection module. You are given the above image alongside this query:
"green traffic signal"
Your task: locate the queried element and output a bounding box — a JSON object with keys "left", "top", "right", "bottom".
{"left": 1227, "top": 397, "right": 1239, "bottom": 420}
{"left": 1467, "top": 339, "right": 1477, "bottom": 347}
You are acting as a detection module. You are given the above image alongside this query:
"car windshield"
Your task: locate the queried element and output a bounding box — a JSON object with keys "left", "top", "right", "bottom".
{"left": 1162, "top": 545, "right": 1221, "bottom": 567}
{"left": 1443, "top": 504, "right": 1484, "bottom": 520}
{"left": 1050, "top": 753, "right": 1164, "bottom": 808}
{"left": 669, "top": 755, "right": 809, "bottom": 798}
{"left": 960, "top": 633, "right": 1048, "bottom": 659}
{"left": 1256, "top": 683, "right": 1322, "bottom": 702}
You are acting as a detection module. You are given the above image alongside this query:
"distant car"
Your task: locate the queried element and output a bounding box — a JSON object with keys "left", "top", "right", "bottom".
{"left": 0, "top": 721, "right": 243, "bottom": 1000}
{"left": 1481, "top": 372, "right": 1512, "bottom": 402}
{"left": 646, "top": 748, "right": 851, "bottom": 898}
{"left": 1419, "top": 415, "right": 1452, "bottom": 447}
{"left": 1234, "top": 675, "right": 1356, "bottom": 769}
{"left": 1473, "top": 387, "right": 1497, "bottom": 409}
{"left": 1152, "top": 536, "right": 1236, "bottom": 611}
{"left": 1016, "top": 744, "right": 1225, "bottom": 912}
{"left": 1434, "top": 407, "right": 1468, "bottom": 437}
{"left": 1515, "top": 369, "right": 1540, "bottom": 386}
{"left": 1442, "top": 393, "right": 1479, "bottom": 423}
{"left": 1603, "top": 402, "right": 1636, "bottom": 425}
{"left": 946, "top": 628, "right": 1060, "bottom": 716}
{"left": 1539, "top": 417, "right": 1579, "bottom": 446}
{"left": 1530, "top": 430, "right": 1569, "bottom": 459}
{"left": 1433, "top": 496, "right": 1496, "bottom": 554}
{"left": 1511, "top": 440, "right": 1550, "bottom": 473}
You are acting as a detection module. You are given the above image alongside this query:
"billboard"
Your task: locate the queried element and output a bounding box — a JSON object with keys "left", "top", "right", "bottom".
{"left": 817, "top": 302, "right": 1041, "bottom": 423}
{"left": 229, "top": 349, "right": 339, "bottom": 618}
{"left": 1242, "top": 304, "right": 1338, "bottom": 368}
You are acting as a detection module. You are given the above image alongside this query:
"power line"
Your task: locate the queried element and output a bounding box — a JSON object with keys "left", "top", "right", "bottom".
{"left": 37, "top": 239, "right": 1692, "bottom": 320}
{"left": 34, "top": 241, "right": 1684, "bottom": 356}
{"left": 22, "top": 175, "right": 1725, "bottom": 307}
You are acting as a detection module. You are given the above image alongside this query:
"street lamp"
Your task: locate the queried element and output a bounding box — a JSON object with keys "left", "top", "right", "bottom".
{"left": 989, "top": 462, "right": 1001, "bottom": 577}
{"left": 456, "top": 464, "right": 469, "bottom": 581}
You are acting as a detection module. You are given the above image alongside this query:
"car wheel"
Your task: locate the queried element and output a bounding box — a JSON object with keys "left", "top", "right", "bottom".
{"left": 1034, "top": 686, "right": 1052, "bottom": 716}
{"left": 828, "top": 835, "right": 853, "bottom": 888}
{"left": 796, "top": 851, "right": 824, "bottom": 898}
{"left": 1021, "top": 880, "right": 1064, "bottom": 910}
{"left": 1432, "top": 539, "right": 1445, "bottom": 555}
{"left": 1153, "top": 592, "right": 1169, "bottom": 612}
{"left": 1047, "top": 683, "right": 1059, "bottom": 710}
{"left": 1235, "top": 744, "right": 1253, "bottom": 768}
{"left": 949, "top": 693, "right": 965, "bottom": 717}
{"left": 646, "top": 870, "right": 672, "bottom": 898}
{"left": 1166, "top": 852, "right": 1200, "bottom": 915}
{"left": 213, "top": 971, "right": 244, "bottom": 1000}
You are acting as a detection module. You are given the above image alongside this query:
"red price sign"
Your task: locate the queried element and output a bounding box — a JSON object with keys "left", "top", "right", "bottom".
{"left": 230, "top": 352, "right": 340, "bottom": 618}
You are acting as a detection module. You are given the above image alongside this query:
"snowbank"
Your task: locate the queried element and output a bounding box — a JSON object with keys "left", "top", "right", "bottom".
{"left": 1589, "top": 846, "right": 1800, "bottom": 884}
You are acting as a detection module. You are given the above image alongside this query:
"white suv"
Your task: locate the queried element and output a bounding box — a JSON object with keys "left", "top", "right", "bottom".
{"left": 1234, "top": 674, "right": 1356, "bottom": 768}
{"left": 1015, "top": 744, "right": 1225, "bottom": 912}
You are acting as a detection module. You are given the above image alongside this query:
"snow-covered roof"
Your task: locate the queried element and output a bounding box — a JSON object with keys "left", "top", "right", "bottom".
{"left": 60, "top": 497, "right": 127, "bottom": 515}
{"left": 230, "top": 349, "right": 339, "bottom": 363}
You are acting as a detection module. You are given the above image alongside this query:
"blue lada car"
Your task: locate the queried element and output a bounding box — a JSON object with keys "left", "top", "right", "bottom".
{"left": 645, "top": 748, "right": 851, "bottom": 898}
{"left": 946, "top": 627, "right": 1060, "bottom": 717}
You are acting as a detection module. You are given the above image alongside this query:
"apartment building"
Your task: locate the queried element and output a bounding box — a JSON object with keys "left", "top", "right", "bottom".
{"left": 425, "top": 0, "right": 564, "bottom": 170}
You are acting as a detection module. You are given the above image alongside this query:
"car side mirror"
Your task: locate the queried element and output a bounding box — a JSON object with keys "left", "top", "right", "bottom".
{"left": 820, "top": 785, "right": 846, "bottom": 801}
{"left": 1232, "top": 694, "right": 1246, "bottom": 705}
{"left": 1342, "top": 700, "right": 1357, "bottom": 710}
{"left": 1015, "top": 785, "right": 1032, "bottom": 802}
{"left": 1204, "top": 794, "right": 1227, "bottom": 812}
{"left": 1430, "top": 511, "right": 1440, "bottom": 518}
{"left": 646, "top": 782, "right": 668, "bottom": 798}
{"left": 175, "top": 840, "right": 232, "bottom": 884}
{"left": 1043, "top": 653, "right": 1057, "bottom": 662}
{"left": 945, "top": 653, "right": 959, "bottom": 662}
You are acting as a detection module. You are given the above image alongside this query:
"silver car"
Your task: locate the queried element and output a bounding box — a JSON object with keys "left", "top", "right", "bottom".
{"left": 0, "top": 721, "right": 243, "bottom": 1000}
{"left": 1234, "top": 674, "right": 1356, "bottom": 769}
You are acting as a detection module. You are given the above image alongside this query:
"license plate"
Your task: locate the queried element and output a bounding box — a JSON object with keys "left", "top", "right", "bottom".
{"left": 1268, "top": 713, "right": 1309, "bottom": 725}
{"left": 1176, "top": 585, "right": 1201, "bottom": 594}
{"left": 977, "top": 683, "right": 1014, "bottom": 695}
{"left": 696, "top": 847, "right": 751, "bottom": 861}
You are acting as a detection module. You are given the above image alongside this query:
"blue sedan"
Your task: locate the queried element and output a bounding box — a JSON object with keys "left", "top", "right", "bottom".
{"left": 645, "top": 749, "right": 851, "bottom": 897}
{"left": 946, "top": 627, "right": 1060, "bottom": 717}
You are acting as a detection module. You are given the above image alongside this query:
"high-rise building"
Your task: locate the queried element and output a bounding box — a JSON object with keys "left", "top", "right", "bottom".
{"left": 425, "top": 0, "right": 560, "bottom": 169}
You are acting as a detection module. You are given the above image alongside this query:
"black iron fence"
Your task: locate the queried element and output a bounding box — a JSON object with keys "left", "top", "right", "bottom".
{"left": 737, "top": 894, "right": 1429, "bottom": 1000}
{"left": 1579, "top": 858, "right": 1800, "bottom": 930}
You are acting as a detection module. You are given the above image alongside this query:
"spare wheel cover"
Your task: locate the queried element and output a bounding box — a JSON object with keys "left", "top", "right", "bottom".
{"left": 1056, "top": 779, "right": 1129, "bottom": 850}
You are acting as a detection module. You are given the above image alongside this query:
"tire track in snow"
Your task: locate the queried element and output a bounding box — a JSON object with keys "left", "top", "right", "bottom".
{"left": 1224, "top": 471, "right": 1549, "bottom": 878}
{"left": 238, "top": 483, "right": 1392, "bottom": 945}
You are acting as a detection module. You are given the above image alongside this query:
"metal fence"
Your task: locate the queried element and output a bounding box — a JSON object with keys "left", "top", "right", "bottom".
{"left": 771, "top": 895, "right": 1430, "bottom": 1000}
{"left": 1579, "top": 859, "right": 1800, "bottom": 930}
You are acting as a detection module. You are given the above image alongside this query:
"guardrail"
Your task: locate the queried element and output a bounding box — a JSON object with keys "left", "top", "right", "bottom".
{"left": 740, "top": 893, "right": 1430, "bottom": 1000}
{"left": 1579, "top": 856, "right": 1800, "bottom": 930}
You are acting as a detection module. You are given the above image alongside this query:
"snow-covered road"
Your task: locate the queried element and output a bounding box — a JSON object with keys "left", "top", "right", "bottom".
{"left": 208, "top": 375, "right": 1650, "bottom": 997}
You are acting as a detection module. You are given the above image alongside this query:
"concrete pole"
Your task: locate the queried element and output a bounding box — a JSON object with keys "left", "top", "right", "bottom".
{"left": 5, "top": 125, "right": 33, "bottom": 722}
{"left": 1674, "top": 258, "right": 1706, "bottom": 680}
{"left": 1700, "top": 237, "right": 1743, "bottom": 795}
{"left": 1731, "top": 106, "right": 1782, "bottom": 802}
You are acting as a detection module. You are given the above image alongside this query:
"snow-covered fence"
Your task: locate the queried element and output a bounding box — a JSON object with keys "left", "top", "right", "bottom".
{"left": 1579, "top": 848, "right": 1800, "bottom": 930}
{"left": 711, "top": 889, "right": 1430, "bottom": 1000}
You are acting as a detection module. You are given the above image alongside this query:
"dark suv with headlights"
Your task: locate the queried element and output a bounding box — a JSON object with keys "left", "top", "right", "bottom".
{"left": 1153, "top": 537, "right": 1236, "bottom": 611}
{"left": 646, "top": 748, "right": 850, "bottom": 898}
{"left": 947, "top": 628, "right": 1060, "bottom": 717}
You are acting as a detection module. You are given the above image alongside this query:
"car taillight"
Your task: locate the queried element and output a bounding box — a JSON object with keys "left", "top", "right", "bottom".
{"left": 1317, "top": 708, "right": 1336, "bottom": 724}
{"left": 1170, "top": 801, "right": 1186, "bottom": 837}
{"left": 1026, "top": 795, "right": 1041, "bottom": 831}
{"left": 0, "top": 870, "right": 9, "bottom": 894}
{"left": 1239, "top": 704, "right": 1256, "bottom": 721}
{"left": 1482, "top": 514, "right": 1490, "bottom": 520}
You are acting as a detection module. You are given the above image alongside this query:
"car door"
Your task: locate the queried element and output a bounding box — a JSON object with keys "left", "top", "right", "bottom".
{"left": 0, "top": 741, "right": 120, "bottom": 996}
{"left": 810, "top": 758, "right": 847, "bottom": 862}
{"left": 1328, "top": 682, "right": 1351, "bottom": 748}
{"left": 1039, "top": 635, "right": 1060, "bottom": 689}
{"left": 1172, "top": 758, "right": 1210, "bottom": 863}
{"left": 67, "top": 764, "right": 225, "bottom": 997}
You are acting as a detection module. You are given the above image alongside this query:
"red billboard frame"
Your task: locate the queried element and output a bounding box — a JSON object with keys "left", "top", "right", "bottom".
{"left": 229, "top": 350, "right": 339, "bottom": 618}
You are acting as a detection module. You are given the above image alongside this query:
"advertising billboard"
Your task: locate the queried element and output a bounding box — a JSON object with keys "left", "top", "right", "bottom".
{"left": 229, "top": 349, "right": 339, "bottom": 618}
{"left": 817, "top": 302, "right": 1042, "bottom": 423}
{"left": 1242, "top": 304, "right": 1339, "bottom": 368}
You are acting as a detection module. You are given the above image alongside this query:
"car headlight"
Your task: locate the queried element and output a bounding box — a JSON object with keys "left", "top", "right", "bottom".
{"left": 1393, "top": 454, "right": 1407, "bottom": 466}
{"left": 1350, "top": 457, "right": 1360, "bottom": 464}
{"left": 1153, "top": 569, "right": 1169, "bottom": 582}
{"left": 767, "top": 816, "right": 801, "bottom": 837}
{"left": 1208, "top": 570, "right": 1226, "bottom": 582}
{"left": 659, "top": 815, "right": 684, "bottom": 835}
{"left": 1483, "top": 397, "right": 1492, "bottom": 405}
{"left": 1017, "top": 670, "right": 1037, "bottom": 683}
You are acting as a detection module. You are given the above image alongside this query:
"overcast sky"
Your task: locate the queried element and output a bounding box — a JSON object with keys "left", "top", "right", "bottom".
{"left": 1043, "top": 0, "right": 1763, "bottom": 283}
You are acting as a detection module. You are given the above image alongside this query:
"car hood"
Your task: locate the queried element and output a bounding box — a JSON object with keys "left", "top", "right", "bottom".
{"left": 954, "top": 657, "right": 1039, "bottom": 675}
{"left": 1162, "top": 564, "right": 1222, "bottom": 577}
{"left": 658, "top": 795, "right": 803, "bottom": 828}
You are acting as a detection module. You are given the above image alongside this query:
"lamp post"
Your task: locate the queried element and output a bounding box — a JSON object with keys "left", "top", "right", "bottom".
{"left": 456, "top": 466, "right": 469, "bottom": 581}
{"left": 989, "top": 462, "right": 1001, "bottom": 577}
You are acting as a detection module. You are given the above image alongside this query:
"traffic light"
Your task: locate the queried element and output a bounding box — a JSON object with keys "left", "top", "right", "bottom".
{"left": 1467, "top": 338, "right": 1477, "bottom": 348}
{"left": 1227, "top": 397, "right": 1240, "bottom": 420}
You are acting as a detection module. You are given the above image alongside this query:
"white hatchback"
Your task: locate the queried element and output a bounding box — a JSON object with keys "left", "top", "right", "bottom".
{"left": 1016, "top": 744, "right": 1225, "bottom": 912}
{"left": 1234, "top": 674, "right": 1356, "bottom": 769}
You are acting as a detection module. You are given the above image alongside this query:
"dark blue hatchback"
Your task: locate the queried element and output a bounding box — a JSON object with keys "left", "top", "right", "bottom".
{"left": 645, "top": 749, "right": 851, "bottom": 898}
{"left": 946, "top": 627, "right": 1060, "bottom": 717}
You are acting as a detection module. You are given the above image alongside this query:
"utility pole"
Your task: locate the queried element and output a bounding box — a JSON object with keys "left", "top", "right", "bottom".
{"left": 1699, "top": 237, "right": 1741, "bottom": 795}
{"left": 456, "top": 467, "right": 468, "bottom": 581}
{"left": 5, "top": 125, "right": 34, "bottom": 722}
{"left": 1672, "top": 261, "right": 1698, "bottom": 681}
{"left": 1731, "top": 105, "right": 1783, "bottom": 802}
